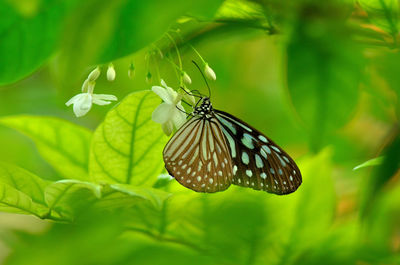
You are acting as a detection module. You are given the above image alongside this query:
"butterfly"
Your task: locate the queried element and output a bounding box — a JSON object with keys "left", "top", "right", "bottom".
{"left": 163, "top": 97, "right": 302, "bottom": 195}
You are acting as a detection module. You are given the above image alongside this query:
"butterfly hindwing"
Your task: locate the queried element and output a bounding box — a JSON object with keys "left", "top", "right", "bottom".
{"left": 163, "top": 116, "right": 233, "bottom": 193}
{"left": 214, "top": 110, "right": 302, "bottom": 195}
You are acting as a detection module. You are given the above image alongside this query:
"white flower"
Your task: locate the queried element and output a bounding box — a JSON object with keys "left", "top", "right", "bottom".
{"left": 107, "top": 63, "right": 116, "bottom": 81}
{"left": 204, "top": 63, "right": 216, "bottom": 81}
{"left": 88, "top": 66, "right": 101, "bottom": 81}
{"left": 66, "top": 91, "right": 117, "bottom": 117}
{"left": 182, "top": 72, "right": 192, "bottom": 85}
{"left": 152, "top": 79, "right": 186, "bottom": 136}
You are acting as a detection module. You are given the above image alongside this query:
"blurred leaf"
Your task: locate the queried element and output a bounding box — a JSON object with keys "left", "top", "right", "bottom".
{"left": 363, "top": 177, "right": 400, "bottom": 256}
{"left": 0, "top": 0, "right": 78, "bottom": 85}
{"left": 216, "top": 0, "right": 265, "bottom": 20}
{"left": 106, "top": 184, "right": 171, "bottom": 210}
{"left": 353, "top": 156, "right": 384, "bottom": 170}
{"left": 0, "top": 115, "right": 92, "bottom": 180}
{"left": 90, "top": 90, "right": 166, "bottom": 185}
{"left": 4, "top": 210, "right": 213, "bottom": 265}
{"left": 359, "top": 0, "right": 399, "bottom": 37}
{"left": 280, "top": 148, "right": 336, "bottom": 264}
{"left": 360, "top": 134, "right": 400, "bottom": 218}
{"left": 287, "top": 2, "right": 365, "bottom": 151}
{"left": 44, "top": 179, "right": 101, "bottom": 220}
{"left": 0, "top": 163, "right": 49, "bottom": 217}
{"left": 60, "top": 0, "right": 224, "bottom": 84}
{"left": 370, "top": 51, "right": 400, "bottom": 119}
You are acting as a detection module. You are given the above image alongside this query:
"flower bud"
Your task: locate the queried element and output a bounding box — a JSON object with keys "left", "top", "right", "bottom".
{"left": 204, "top": 63, "right": 216, "bottom": 81}
{"left": 183, "top": 92, "right": 196, "bottom": 105}
{"left": 146, "top": 71, "right": 152, "bottom": 84}
{"left": 88, "top": 66, "right": 101, "bottom": 81}
{"left": 81, "top": 79, "right": 89, "bottom": 92}
{"left": 182, "top": 72, "right": 192, "bottom": 85}
{"left": 128, "top": 63, "right": 135, "bottom": 79}
{"left": 107, "top": 63, "right": 116, "bottom": 81}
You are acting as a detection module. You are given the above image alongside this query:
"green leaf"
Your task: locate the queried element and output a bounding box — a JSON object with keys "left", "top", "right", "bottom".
{"left": 0, "top": 115, "right": 92, "bottom": 180}
{"left": 44, "top": 179, "right": 102, "bottom": 220}
{"left": 44, "top": 180, "right": 170, "bottom": 221}
{"left": 287, "top": 3, "right": 365, "bottom": 150}
{"left": 106, "top": 184, "right": 171, "bottom": 210}
{"left": 353, "top": 156, "right": 384, "bottom": 170}
{"left": 359, "top": 0, "right": 399, "bottom": 37}
{"left": 90, "top": 90, "right": 167, "bottom": 185}
{"left": 0, "top": 0, "right": 78, "bottom": 85}
{"left": 59, "top": 0, "right": 224, "bottom": 84}
{"left": 0, "top": 163, "right": 49, "bottom": 217}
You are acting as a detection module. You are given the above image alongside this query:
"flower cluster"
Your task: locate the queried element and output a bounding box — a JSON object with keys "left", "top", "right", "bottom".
{"left": 66, "top": 66, "right": 117, "bottom": 117}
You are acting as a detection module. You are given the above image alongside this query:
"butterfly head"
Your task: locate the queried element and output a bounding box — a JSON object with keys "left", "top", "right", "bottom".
{"left": 193, "top": 97, "right": 213, "bottom": 117}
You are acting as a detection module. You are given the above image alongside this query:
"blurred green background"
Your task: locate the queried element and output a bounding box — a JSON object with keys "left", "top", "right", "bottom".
{"left": 0, "top": 0, "right": 399, "bottom": 264}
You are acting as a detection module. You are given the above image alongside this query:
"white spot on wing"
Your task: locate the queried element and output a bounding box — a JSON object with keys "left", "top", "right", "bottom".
{"left": 241, "top": 152, "right": 249, "bottom": 165}
{"left": 246, "top": 170, "right": 253, "bottom": 177}
{"left": 255, "top": 154, "right": 263, "bottom": 168}
{"left": 261, "top": 145, "right": 271, "bottom": 154}
{"left": 241, "top": 133, "right": 254, "bottom": 149}
{"left": 258, "top": 135, "right": 269, "bottom": 143}
{"left": 271, "top": 145, "right": 281, "bottom": 153}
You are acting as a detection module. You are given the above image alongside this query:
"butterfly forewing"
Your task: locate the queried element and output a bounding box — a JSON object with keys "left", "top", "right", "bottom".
{"left": 163, "top": 116, "right": 233, "bottom": 193}
{"left": 214, "top": 110, "right": 302, "bottom": 195}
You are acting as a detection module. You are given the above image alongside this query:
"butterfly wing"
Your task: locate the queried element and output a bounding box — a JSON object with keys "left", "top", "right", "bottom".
{"left": 163, "top": 117, "right": 234, "bottom": 193}
{"left": 214, "top": 110, "right": 302, "bottom": 195}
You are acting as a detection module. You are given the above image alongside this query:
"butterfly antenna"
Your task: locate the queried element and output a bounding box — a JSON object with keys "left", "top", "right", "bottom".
{"left": 192, "top": 60, "right": 211, "bottom": 98}
{"left": 179, "top": 86, "right": 202, "bottom": 98}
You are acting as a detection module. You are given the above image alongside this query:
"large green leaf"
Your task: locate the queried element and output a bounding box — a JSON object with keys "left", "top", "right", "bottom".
{"left": 0, "top": 163, "right": 49, "bottom": 217}
{"left": 286, "top": 2, "right": 365, "bottom": 150}
{"left": 90, "top": 90, "right": 167, "bottom": 185}
{"left": 0, "top": 0, "right": 223, "bottom": 85}
{"left": 59, "top": 0, "right": 224, "bottom": 84}
{"left": 0, "top": 0, "right": 78, "bottom": 85}
{"left": 44, "top": 180, "right": 170, "bottom": 221}
{"left": 0, "top": 115, "right": 92, "bottom": 180}
{"left": 44, "top": 179, "right": 102, "bottom": 220}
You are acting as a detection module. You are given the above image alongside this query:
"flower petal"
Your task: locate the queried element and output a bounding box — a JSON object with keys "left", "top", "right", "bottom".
{"left": 166, "top": 86, "right": 179, "bottom": 103}
{"left": 152, "top": 103, "right": 174, "bottom": 124}
{"left": 73, "top": 93, "right": 93, "bottom": 117}
{"left": 162, "top": 121, "right": 174, "bottom": 136}
{"left": 152, "top": 86, "right": 173, "bottom": 104}
{"left": 171, "top": 104, "right": 187, "bottom": 129}
{"left": 161, "top": 79, "right": 168, "bottom": 88}
{"left": 92, "top": 94, "right": 118, "bottom": 101}
{"left": 92, "top": 98, "right": 112, "bottom": 106}
{"left": 65, "top": 93, "right": 85, "bottom": 106}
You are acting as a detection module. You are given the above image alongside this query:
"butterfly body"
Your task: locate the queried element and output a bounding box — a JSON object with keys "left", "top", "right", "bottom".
{"left": 163, "top": 97, "right": 302, "bottom": 195}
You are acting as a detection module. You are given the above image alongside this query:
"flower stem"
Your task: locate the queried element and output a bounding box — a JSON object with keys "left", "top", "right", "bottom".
{"left": 189, "top": 44, "right": 206, "bottom": 66}
{"left": 166, "top": 33, "right": 183, "bottom": 86}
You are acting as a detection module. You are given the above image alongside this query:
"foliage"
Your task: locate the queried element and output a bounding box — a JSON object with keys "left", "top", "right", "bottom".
{"left": 0, "top": 0, "right": 399, "bottom": 264}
